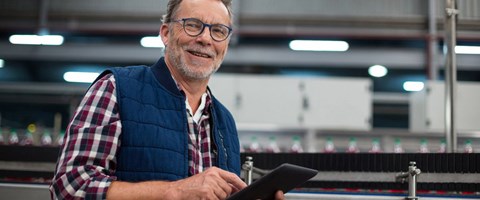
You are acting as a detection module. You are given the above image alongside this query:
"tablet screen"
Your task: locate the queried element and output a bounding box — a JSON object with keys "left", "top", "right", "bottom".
{"left": 227, "top": 163, "right": 318, "bottom": 200}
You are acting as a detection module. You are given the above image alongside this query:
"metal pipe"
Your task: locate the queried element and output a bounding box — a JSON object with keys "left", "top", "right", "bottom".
{"left": 38, "top": 0, "right": 50, "bottom": 34}
{"left": 409, "top": 174, "right": 417, "bottom": 198}
{"left": 444, "top": 0, "right": 458, "bottom": 153}
{"left": 242, "top": 156, "right": 254, "bottom": 185}
{"left": 396, "top": 162, "right": 421, "bottom": 200}
{"left": 406, "top": 162, "right": 421, "bottom": 200}
{"left": 427, "top": 0, "right": 438, "bottom": 80}
{"left": 230, "top": 0, "right": 241, "bottom": 46}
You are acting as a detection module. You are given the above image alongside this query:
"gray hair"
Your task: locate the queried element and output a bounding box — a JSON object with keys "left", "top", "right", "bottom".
{"left": 162, "top": 0, "right": 233, "bottom": 24}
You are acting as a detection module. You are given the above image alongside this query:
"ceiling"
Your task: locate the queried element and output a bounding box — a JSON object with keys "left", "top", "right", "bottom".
{"left": 0, "top": 0, "right": 479, "bottom": 90}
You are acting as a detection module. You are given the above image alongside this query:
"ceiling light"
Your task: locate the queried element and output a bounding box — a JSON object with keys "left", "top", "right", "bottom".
{"left": 455, "top": 45, "right": 480, "bottom": 54}
{"left": 289, "top": 40, "right": 349, "bottom": 52}
{"left": 63, "top": 72, "right": 100, "bottom": 83}
{"left": 403, "top": 81, "right": 424, "bottom": 92}
{"left": 0, "top": 59, "right": 4, "bottom": 68}
{"left": 9, "top": 34, "right": 64, "bottom": 45}
{"left": 140, "top": 36, "right": 165, "bottom": 48}
{"left": 368, "top": 65, "right": 388, "bottom": 78}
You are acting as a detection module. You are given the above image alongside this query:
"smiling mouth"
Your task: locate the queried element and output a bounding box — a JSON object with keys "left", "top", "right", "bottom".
{"left": 188, "top": 50, "right": 212, "bottom": 58}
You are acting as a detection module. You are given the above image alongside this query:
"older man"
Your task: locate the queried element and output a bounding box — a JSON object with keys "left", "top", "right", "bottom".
{"left": 50, "top": 0, "right": 284, "bottom": 199}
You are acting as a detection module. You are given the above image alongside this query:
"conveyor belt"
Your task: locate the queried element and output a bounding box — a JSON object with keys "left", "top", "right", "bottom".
{"left": 240, "top": 153, "right": 480, "bottom": 193}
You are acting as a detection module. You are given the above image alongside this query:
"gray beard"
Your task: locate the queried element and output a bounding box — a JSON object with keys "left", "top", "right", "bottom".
{"left": 167, "top": 48, "right": 220, "bottom": 80}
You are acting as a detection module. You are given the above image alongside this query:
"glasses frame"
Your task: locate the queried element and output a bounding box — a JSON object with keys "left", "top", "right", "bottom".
{"left": 171, "top": 18, "right": 233, "bottom": 42}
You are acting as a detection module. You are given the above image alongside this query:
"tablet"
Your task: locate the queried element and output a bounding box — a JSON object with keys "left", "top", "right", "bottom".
{"left": 227, "top": 163, "right": 318, "bottom": 200}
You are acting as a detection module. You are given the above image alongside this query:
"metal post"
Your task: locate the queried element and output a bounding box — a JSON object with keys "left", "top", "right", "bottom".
{"left": 242, "top": 156, "right": 254, "bottom": 185}
{"left": 395, "top": 161, "right": 421, "bottom": 200}
{"left": 444, "top": 0, "right": 458, "bottom": 153}
{"left": 427, "top": 0, "right": 438, "bottom": 80}
{"left": 230, "top": 0, "right": 241, "bottom": 46}
{"left": 38, "top": 0, "right": 50, "bottom": 35}
{"left": 407, "top": 162, "right": 421, "bottom": 200}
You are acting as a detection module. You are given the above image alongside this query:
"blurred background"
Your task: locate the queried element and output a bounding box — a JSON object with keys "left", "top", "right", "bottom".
{"left": 1, "top": 0, "right": 479, "bottom": 152}
{"left": 0, "top": 0, "right": 479, "bottom": 198}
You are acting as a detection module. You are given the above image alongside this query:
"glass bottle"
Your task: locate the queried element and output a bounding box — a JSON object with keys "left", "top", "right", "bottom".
{"left": 8, "top": 129, "right": 19, "bottom": 145}
{"left": 346, "top": 137, "right": 360, "bottom": 153}
{"left": 21, "top": 130, "right": 34, "bottom": 146}
{"left": 41, "top": 131, "right": 53, "bottom": 146}
{"left": 419, "top": 139, "right": 430, "bottom": 153}
{"left": 463, "top": 140, "right": 474, "bottom": 153}
{"left": 323, "top": 137, "right": 336, "bottom": 153}
{"left": 56, "top": 131, "right": 65, "bottom": 146}
{"left": 393, "top": 138, "right": 404, "bottom": 153}
{"left": 290, "top": 135, "right": 304, "bottom": 153}
{"left": 437, "top": 139, "right": 446, "bottom": 153}
{"left": 248, "top": 136, "right": 261, "bottom": 153}
{"left": 368, "top": 138, "right": 382, "bottom": 153}
{"left": 265, "top": 136, "right": 281, "bottom": 153}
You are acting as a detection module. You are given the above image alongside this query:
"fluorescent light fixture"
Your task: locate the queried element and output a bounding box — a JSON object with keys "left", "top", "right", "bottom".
{"left": 368, "top": 65, "right": 388, "bottom": 78}
{"left": 0, "top": 59, "right": 4, "bottom": 68}
{"left": 9, "top": 34, "right": 64, "bottom": 45}
{"left": 63, "top": 72, "right": 100, "bottom": 83}
{"left": 289, "top": 40, "right": 349, "bottom": 52}
{"left": 140, "top": 36, "right": 165, "bottom": 48}
{"left": 455, "top": 45, "right": 480, "bottom": 54}
{"left": 403, "top": 81, "right": 424, "bottom": 92}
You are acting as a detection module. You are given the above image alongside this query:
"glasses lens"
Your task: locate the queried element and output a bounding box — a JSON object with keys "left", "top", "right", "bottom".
{"left": 183, "top": 19, "right": 203, "bottom": 36}
{"left": 211, "top": 25, "right": 230, "bottom": 41}
{"left": 180, "top": 18, "right": 231, "bottom": 41}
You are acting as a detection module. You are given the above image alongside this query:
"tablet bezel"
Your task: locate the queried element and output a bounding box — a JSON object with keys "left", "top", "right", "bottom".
{"left": 227, "top": 163, "right": 318, "bottom": 200}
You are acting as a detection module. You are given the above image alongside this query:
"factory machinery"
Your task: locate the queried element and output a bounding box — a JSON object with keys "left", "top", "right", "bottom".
{"left": 1, "top": 147, "right": 480, "bottom": 199}
{"left": 241, "top": 153, "right": 480, "bottom": 200}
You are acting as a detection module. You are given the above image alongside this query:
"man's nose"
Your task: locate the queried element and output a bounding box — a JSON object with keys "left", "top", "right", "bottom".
{"left": 195, "top": 26, "right": 213, "bottom": 44}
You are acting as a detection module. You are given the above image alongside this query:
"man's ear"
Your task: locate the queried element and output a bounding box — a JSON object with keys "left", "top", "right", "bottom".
{"left": 160, "top": 24, "right": 169, "bottom": 46}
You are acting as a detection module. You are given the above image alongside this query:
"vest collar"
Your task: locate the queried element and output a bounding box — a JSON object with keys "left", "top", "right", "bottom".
{"left": 150, "top": 57, "right": 226, "bottom": 130}
{"left": 151, "top": 57, "right": 183, "bottom": 96}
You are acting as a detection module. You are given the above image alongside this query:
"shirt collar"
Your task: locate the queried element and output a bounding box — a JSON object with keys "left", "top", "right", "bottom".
{"left": 171, "top": 76, "right": 212, "bottom": 123}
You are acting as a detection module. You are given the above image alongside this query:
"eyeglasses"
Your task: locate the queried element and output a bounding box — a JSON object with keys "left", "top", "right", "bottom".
{"left": 171, "top": 18, "right": 232, "bottom": 42}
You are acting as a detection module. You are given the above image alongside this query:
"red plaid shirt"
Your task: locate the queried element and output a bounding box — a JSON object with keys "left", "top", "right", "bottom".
{"left": 50, "top": 74, "right": 215, "bottom": 199}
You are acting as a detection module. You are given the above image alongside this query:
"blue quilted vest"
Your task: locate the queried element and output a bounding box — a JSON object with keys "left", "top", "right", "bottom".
{"left": 94, "top": 58, "right": 240, "bottom": 182}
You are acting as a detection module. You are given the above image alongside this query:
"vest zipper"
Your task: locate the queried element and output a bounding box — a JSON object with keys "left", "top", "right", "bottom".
{"left": 210, "top": 104, "right": 228, "bottom": 168}
{"left": 218, "top": 130, "right": 228, "bottom": 165}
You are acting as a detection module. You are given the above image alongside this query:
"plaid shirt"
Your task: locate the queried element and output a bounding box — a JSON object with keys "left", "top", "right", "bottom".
{"left": 50, "top": 73, "right": 215, "bottom": 199}
{"left": 185, "top": 92, "right": 215, "bottom": 175}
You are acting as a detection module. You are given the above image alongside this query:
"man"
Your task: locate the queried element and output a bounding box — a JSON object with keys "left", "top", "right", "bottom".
{"left": 50, "top": 0, "right": 285, "bottom": 199}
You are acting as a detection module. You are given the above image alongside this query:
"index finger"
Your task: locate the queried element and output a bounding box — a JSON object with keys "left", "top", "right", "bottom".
{"left": 218, "top": 170, "right": 247, "bottom": 190}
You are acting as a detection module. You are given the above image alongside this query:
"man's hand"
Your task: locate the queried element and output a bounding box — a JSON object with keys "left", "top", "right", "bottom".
{"left": 168, "top": 167, "right": 247, "bottom": 200}
{"left": 106, "top": 168, "right": 283, "bottom": 200}
{"left": 273, "top": 190, "right": 285, "bottom": 200}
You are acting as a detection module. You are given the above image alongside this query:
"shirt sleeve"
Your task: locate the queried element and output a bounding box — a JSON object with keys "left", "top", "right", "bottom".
{"left": 49, "top": 74, "right": 122, "bottom": 200}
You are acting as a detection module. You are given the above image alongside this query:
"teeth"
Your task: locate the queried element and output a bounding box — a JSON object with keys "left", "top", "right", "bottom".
{"left": 192, "top": 51, "right": 209, "bottom": 58}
